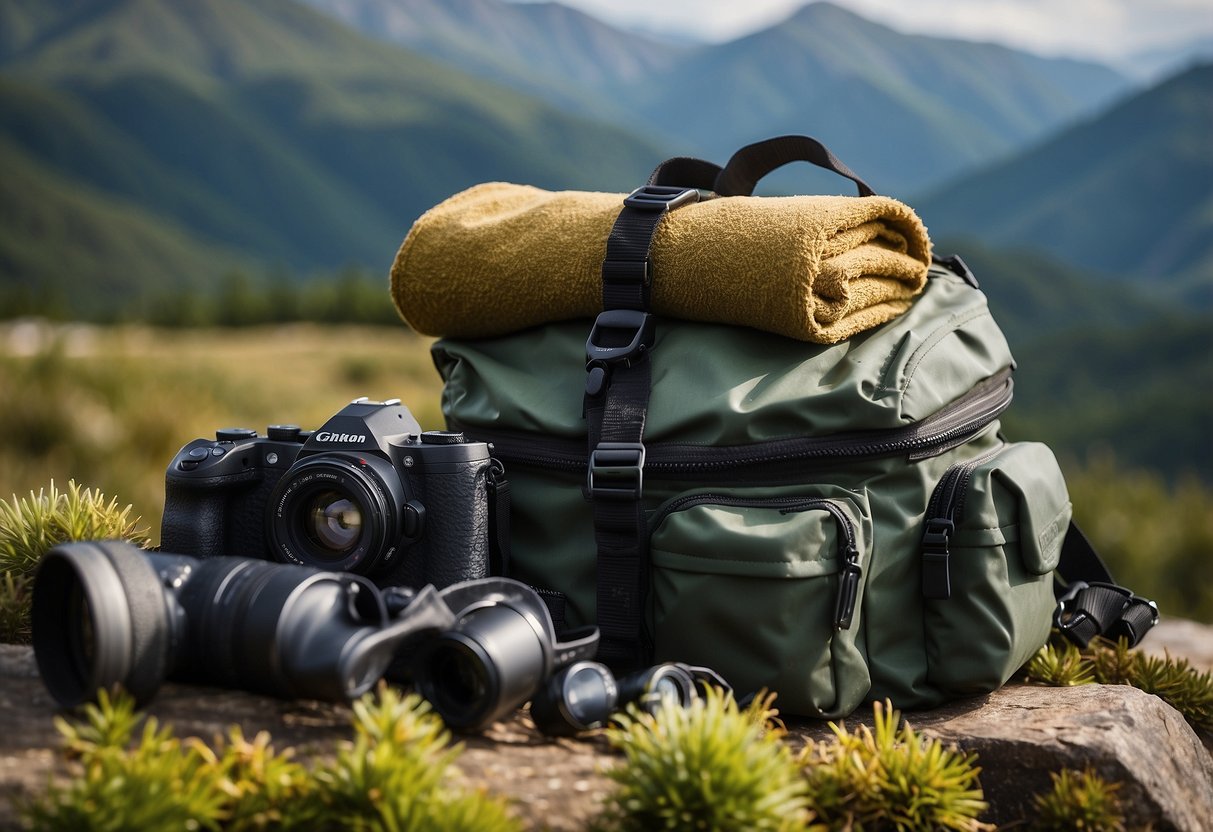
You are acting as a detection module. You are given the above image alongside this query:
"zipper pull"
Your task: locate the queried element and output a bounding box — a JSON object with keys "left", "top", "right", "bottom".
{"left": 921, "top": 517, "right": 954, "bottom": 600}
{"left": 834, "top": 544, "right": 862, "bottom": 630}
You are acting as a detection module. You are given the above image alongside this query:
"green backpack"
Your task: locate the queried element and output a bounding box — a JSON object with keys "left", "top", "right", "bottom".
{"left": 411, "top": 136, "right": 1157, "bottom": 718}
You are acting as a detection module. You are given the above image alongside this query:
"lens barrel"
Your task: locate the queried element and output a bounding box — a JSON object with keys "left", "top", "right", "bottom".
{"left": 31, "top": 541, "right": 405, "bottom": 708}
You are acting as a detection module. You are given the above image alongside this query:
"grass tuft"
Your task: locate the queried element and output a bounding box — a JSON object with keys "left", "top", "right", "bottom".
{"left": 798, "top": 700, "right": 992, "bottom": 832}
{"left": 597, "top": 688, "right": 812, "bottom": 831}
{"left": 0, "top": 480, "right": 147, "bottom": 642}
{"left": 1029, "top": 767, "right": 1126, "bottom": 831}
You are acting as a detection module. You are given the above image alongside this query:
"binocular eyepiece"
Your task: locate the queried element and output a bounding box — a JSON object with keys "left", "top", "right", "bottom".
{"left": 31, "top": 541, "right": 597, "bottom": 732}
{"left": 529, "top": 660, "right": 731, "bottom": 736}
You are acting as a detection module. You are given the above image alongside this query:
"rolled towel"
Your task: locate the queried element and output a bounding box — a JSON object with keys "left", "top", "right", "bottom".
{"left": 390, "top": 182, "right": 932, "bottom": 343}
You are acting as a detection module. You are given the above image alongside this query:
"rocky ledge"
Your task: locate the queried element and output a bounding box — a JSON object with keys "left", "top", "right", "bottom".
{"left": 1, "top": 618, "right": 1210, "bottom": 831}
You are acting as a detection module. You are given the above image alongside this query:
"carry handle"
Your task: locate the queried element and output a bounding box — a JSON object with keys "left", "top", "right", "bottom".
{"left": 646, "top": 156, "right": 723, "bottom": 191}
{"left": 713, "top": 135, "right": 877, "bottom": 197}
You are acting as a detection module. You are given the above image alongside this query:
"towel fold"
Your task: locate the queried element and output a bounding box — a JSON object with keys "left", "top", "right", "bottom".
{"left": 390, "top": 182, "right": 932, "bottom": 343}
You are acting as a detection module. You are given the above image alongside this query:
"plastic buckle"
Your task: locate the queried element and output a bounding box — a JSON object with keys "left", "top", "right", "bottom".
{"left": 920, "top": 518, "right": 954, "bottom": 600}
{"left": 623, "top": 185, "right": 699, "bottom": 212}
{"left": 932, "top": 253, "right": 980, "bottom": 289}
{"left": 587, "top": 442, "right": 646, "bottom": 501}
{"left": 585, "top": 309, "right": 655, "bottom": 368}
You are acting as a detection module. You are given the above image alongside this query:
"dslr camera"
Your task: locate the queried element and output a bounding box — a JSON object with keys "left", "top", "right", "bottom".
{"left": 162, "top": 397, "right": 493, "bottom": 589}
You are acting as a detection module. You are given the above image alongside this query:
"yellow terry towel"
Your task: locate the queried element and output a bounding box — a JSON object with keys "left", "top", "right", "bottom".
{"left": 390, "top": 182, "right": 932, "bottom": 344}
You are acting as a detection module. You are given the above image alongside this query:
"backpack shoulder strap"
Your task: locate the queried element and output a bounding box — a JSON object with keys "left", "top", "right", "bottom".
{"left": 1054, "top": 520, "right": 1159, "bottom": 648}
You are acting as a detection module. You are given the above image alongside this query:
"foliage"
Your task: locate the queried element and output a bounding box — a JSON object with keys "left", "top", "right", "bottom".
{"left": 20, "top": 689, "right": 230, "bottom": 832}
{"left": 1025, "top": 641, "right": 1096, "bottom": 687}
{"left": 0, "top": 480, "right": 147, "bottom": 642}
{"left": 598, "top": 688, "right": 813, "bottom": 831}
{"left": 1026, "top": 634, "right": 1213, "bottom": 736}
{"left": 308, "top": 686, "right": 519, "bottom": 831}
{"left": 797, "top": 700, "right": 991, "bottom": 832}
{"left": 1028, "top": 767, "right": 1126, "bottom": 832}
{"left": 19, "top": 685, "right": 521, "bottom": 832}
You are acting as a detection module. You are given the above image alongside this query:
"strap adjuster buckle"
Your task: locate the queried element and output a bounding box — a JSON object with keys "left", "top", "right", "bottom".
{"left": 587, "top": 442, "right": 646, "bottom": 501}
{"left": 623, "top": 185, "right": 699, "bottom": 212}
{"left": 586, "top": 309, "right": 655, "bottom": 368}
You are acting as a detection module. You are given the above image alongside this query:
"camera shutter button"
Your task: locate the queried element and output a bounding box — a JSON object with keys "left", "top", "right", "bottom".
{"left": 216, "top": 427, "right": 258, "bottom": 442}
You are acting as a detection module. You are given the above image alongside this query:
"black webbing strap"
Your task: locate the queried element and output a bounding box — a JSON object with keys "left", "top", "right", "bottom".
{"left": 584, "top": 184, "right": 698, "bottom": 668}
{"left": 713, "top": 134, "right": 877, "bottom": 198}
{"left": 646, "top": 156, "right": 722, "bottom": 190}
{"left": 1053, "top": 520, "right": 1158, "bottom": 648}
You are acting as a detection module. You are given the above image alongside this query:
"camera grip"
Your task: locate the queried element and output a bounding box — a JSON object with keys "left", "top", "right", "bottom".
{"left": 393, "top": 459, "right": 491, "bottom": 589}
{"left": 161, "top": 486, "right": 230, "bottom": 557}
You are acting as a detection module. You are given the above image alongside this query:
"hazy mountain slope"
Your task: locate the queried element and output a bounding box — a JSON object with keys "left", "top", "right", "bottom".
{"left": 0, "top": 0, "right": 668, "bottom": 302}
{"left": 297, "top": 0, "right": 689, "bottom": 115}
{"left": 919, "top": 63, "right": 1213, "bottom": 291}
{"left": 618, "top": 2, "right": 1131, "bottom": 195}
{"left": 0, "top": 136, "right": 257, "bottom": 315}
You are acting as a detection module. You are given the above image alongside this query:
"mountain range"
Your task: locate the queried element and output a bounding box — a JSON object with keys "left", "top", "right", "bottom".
{"left": 920, "top": 63, "right": 1213, "bottom": 298}
{"left": 0, "top": 0, "right": 1209, "bottom": 477}
{"left": 303, "top": 0, "right": 1132, "bottom": 196}
{"left": 0, "top": 0, "right": 664, "bottom": 312}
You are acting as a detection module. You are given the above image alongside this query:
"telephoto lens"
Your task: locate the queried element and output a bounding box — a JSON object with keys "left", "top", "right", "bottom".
{"left": 31, "top": 540, "right": 458, "bottom": 709}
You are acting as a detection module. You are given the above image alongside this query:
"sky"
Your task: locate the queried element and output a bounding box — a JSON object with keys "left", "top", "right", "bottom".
{"left": 511, "top": 0, "right": 1213, "bottom": 62}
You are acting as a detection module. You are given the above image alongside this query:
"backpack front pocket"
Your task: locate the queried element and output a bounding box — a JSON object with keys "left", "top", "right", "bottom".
{"left": 920, "top": 441, "right": 1071, "bottom": 694}
{"left": 648, "top": 485, "right": 872, "bottom": 718}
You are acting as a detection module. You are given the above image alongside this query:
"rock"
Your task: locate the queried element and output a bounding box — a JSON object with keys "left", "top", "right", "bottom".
{"left": 906, "top": 685, "right": 1212, "bottom": 831}
{"left": 2, "top": 620, "right": 1212, "bottom": 830}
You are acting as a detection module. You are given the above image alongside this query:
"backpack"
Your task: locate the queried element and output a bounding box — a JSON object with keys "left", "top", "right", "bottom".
{"left": 394, "top": 135, "right": 1157, "bottom": 718}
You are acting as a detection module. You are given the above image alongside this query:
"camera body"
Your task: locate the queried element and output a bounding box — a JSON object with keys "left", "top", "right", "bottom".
{"left": 162, "top": 397, "right": 491, "bottom": 589}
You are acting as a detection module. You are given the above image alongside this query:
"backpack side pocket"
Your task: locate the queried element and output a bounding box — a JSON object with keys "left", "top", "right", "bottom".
{"left": 921, "top": 441, "right": 1071, "bottom": 694}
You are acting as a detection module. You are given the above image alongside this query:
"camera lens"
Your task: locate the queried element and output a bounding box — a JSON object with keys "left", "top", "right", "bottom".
{"left": 269, "top": 455, "right": 403, "bottom": 575}
{"left": 32, "top": 541, "right": 173, "bottom": 708}
{"left": 32, "top": 541, "right": 421, "bottom": 709}
{"left": 304, "top": 490, "right": 364, "bottom": 557}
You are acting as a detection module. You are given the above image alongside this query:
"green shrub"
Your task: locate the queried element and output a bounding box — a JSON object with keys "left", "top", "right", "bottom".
{"left": 19, "top": 685, "right": 522, "bottom": 832}
{"left": 0, "top": 480, "right": 147, "bottom": 642}
{"left": 798, "top": 700, "right": 991, "bottom": 832}
{"left": 598, "top": 688, "right": 812, "bottom": 831}
{"left": 308, "top": 685, "right": 520, "bottom": 831}
{"left": 1029, "top": 767, "right": 1125, "bottom": 832}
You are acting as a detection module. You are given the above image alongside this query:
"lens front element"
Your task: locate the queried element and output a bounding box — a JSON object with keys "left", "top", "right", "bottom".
{"left": 305, "top": 490, "right": 364, "bottom": 556}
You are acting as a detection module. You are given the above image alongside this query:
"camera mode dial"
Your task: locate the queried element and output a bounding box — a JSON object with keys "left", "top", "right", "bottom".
{"left": 419, "top": 431, "right": 466, "bottom": 446}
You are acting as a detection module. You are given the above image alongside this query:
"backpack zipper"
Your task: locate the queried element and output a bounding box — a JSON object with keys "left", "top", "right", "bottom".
{"left": 920, "top": 444, "right": 1006, "bottom": 600}
{"left": 651, "top": 495, "right": 862, "bottom": 630}
{"left": 458, "top": 368, "right": 1013, "bottom": 482}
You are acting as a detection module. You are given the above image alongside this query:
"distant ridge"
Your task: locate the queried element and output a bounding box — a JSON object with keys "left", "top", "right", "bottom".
{"left": 919, "top": 63, "right": 1213, "bottom": 295}
{"left": 0, "top": 0, "right": 666, "bottom": 313}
